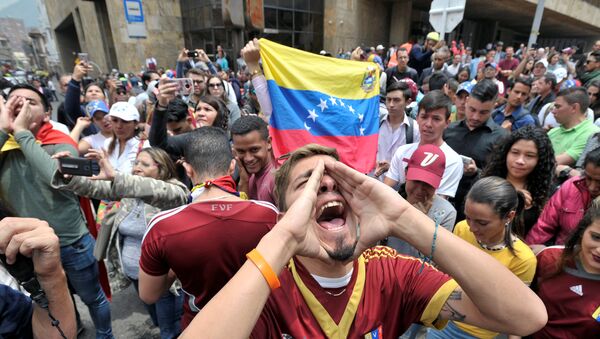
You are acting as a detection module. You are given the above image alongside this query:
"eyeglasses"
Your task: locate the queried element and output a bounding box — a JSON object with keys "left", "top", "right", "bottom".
{"left": 208, "top": 83, "right": 223, "bottom": 88}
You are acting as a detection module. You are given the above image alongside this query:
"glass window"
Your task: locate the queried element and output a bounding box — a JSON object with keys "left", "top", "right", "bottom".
{"left": 294, "top": 0, "right": 309, "bottom": 11}
{"left": 278, "top": 0, "right": 293, "bottom": 9}
{"left": 278, "top": 10, "right": 293, "bottom": 30}
{"left": 265, "top": 7, "right": 277, "bottom": 29}
{"left": 312, "top": 14, "right": 323, "bottom": 33}
{"left": 294, "top": 12, "right": 310, "bottom": 31}
{"left": 310, "top": 0, "right": 324, "bottom": 13}
{"left": 264, "top": 32, "right": 293, "bottom": 47}
{"left": 264, "top": 0, "right": 277, "bottom": 6}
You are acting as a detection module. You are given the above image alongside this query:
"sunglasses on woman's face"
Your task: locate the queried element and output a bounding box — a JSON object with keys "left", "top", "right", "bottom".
{"left": 208, "top": 83, "right": 223, "bottom": 88}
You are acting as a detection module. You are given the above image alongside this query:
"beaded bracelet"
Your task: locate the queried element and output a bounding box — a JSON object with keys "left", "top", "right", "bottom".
{"left": 246, "top": 248, "right": 281, "bottom": 290}
{"left": 419, "top": 218, "right": 439, "bottom": 274}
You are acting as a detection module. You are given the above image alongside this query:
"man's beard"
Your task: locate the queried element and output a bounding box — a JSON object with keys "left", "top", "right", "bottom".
{"left": 326, "top": 237, "right": 358, "bottom": 262}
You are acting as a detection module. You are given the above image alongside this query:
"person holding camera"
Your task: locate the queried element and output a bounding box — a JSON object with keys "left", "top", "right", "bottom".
{"left": 0, "top": 84, "right": 114, "bottom": 338}
{"left": 0, "top": 216, "right": 77, "bottom": 339}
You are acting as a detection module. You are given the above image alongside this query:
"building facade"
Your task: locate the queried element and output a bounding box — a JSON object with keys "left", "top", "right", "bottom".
{"left": 44, "top": 0, "right": 184, "bottom": 74}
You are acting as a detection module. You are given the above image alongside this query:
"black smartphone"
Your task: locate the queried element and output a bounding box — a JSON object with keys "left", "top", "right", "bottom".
{"left": 58, "top": 157, "right": 100, "bottom": 177}
{"left": 187, "top": 51, "right": 199, "bottom": 58}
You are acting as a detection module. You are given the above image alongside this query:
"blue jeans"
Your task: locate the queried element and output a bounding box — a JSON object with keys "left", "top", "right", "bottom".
{"left": 60, "top": 233, "right": 113, "bottom": 338}
{"left": 132, "top": 279, "right": 183, "bottom": 339}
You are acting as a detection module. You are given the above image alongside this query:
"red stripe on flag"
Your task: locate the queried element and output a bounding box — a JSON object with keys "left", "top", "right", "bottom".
{"left": 270, "top": 128, "right": 377, "bottom": 173}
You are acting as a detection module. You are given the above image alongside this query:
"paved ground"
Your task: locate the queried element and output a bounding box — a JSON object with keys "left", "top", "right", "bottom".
{"left": 74, "top": 284, "right": 160, "bottom": 338}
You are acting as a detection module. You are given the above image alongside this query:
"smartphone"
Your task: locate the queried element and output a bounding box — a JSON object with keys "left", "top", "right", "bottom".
{"left": 58, "top": 157, "right": 100, "bottom": 176}
{"left": 172, "top": 78, "right": 194, "bottom": 97}
{"left": 78, "top": 52, "right": 89, "bottom": 64}
{"left": 187, "top": 50, "right": 199, "bottom": 58}
{"left": 460, "top": 155, "right": 473, "bottom": 165}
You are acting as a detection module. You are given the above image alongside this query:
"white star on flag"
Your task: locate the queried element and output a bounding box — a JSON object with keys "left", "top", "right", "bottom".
{"left": 307, "top": 109, "right": 319, "bottom": 122}
{"left": 339, "top": 100, "right": 345, "bottom": 107}
{"left": 304, "top": 122, "right": 311, "bottom": 131}
{"left": 360, "top": 127, "right": 365, "bottom": 135}
{"left": 358, "top": 114, "right": 364, "bottom": 122}
{"left": 348, "top": 105, "right": 355, "bottom": 114}
{"left": 317, "top": 98, "right": 328, "bottom": 112}
{"left": 328, "top": 96, "right": 337, "bottom": 106}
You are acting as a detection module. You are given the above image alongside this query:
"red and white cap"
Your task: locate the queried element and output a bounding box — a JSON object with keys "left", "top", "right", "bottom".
{"left": 405, "top": 144, "right": 446, "bottom": 189}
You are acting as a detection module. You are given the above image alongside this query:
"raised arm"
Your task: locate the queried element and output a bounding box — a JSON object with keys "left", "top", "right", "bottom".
{"left": 242, "top": 39, "right": 273, "bottom": 122}
{"left": 148, "top": 78, "right": 187, "bottom": 157}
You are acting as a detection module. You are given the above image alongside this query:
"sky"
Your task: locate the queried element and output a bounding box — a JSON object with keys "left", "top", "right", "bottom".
{"left": 0, "top": 0, "right": 41, "bottom": 29}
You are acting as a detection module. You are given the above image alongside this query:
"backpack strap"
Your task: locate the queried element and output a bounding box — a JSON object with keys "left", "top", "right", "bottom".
{"left": 405, "top": 116, "right": 414, "bottom": 144}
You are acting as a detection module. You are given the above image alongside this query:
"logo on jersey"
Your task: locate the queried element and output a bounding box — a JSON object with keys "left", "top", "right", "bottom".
{"left": 364, "top": 325, "right": 383, "bottom": 339}
{"left": 569, "top": 284, "right": 583, "bottom": 296}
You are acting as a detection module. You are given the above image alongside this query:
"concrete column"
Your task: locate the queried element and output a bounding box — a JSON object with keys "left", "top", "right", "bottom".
{"left": 389, "top": 0, "right": 412, "bottom": 45}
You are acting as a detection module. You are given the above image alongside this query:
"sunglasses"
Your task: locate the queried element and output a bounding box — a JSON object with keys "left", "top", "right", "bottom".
{"left": 208, "top": 83, "right": 223, "bottom": 88}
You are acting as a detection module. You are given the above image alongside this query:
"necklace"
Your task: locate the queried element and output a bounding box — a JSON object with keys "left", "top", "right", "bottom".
{"left": 324, "top": 288, "right": 346, "bottom": 297}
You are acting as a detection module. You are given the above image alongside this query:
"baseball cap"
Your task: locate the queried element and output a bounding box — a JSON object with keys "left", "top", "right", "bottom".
{"left": 85, "top": 100, "right": 109, "bottom": 117}
{"left": 562, "top": 47, "right": 573, "bottom": 54}
{"left": 456, "top": 81, "right": 475, "bottom": 95}
{"left": 426, "top": 32, "right": 440, "bottom": 42}
{"left": 319, "top": 50, "right": 327, "bottom": 55}
{"left": 108, "top": 102, "right": 140, "bottom": 121}
{"left": 398, "top": 78, "right": 418, "bottom": 101}
{"left": 553, "top": 67, "right": 568, "bottom": 83}
{"left": 376, "top": 44, "right": 385, "bottom": 51}
{"left": 535, "top": 58, "right": 548, "bottom": 68}
{"left": 484, "top": 62, "right": 498, "bottom": 69}
{"left": 405, "top": 144, "right": 446, "bottom": 189}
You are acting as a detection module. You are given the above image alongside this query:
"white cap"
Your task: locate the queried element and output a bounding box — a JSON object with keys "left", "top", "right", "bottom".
{"left": 553, "top": 67, "right": 568, "bottom": 83}
{"left": 319, "top": 50, "right": 327, "bottom": 55}
{"left": 376, "top": 44, "right": 385, "bottom": 50}
{"left": 535, "top": 58, "right": 548, "bottom": 69}
{"left": 108, "top": 102, "right": 140, "bottom": 121}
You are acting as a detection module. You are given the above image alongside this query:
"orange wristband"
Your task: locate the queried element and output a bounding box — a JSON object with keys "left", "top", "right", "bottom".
{"left": 246, "top": 248, "right": 281, "bottom": 290}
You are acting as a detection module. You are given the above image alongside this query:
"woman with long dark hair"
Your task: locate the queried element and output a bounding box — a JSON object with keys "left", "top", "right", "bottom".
{"left": 531, "top": 199, "right": 600, "bottom": 338}
{"left": 482, "top": 126, "right": 556, "bottom": 238}
{"left": 428, "top": 177, "right": 536, "bottom": 339}
{"left": 206, "top": 75, "right": 240, "bottom": 130}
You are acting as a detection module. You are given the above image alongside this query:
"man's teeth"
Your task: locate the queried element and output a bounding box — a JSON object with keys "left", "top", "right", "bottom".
{"left": 319, "top": 201, "right": 342, "bottom": 215}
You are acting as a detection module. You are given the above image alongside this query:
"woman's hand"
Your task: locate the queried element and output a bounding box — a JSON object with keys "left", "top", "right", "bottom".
{"left": 74, "top": 116, "right": 92, "bottom": 130}
{"left": 85, "top": 148, "right": 116, "bottom": 181}
{"left": 241, "top": 39, "right": 261, "bottom": 73}
{"left": 157, "top": 78, "right": 178, "bottom": 108}
{"left": 72, "top": 62, "right": 91, "bottom": 82}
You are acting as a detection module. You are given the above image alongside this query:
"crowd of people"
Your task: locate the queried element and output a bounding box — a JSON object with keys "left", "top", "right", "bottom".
{"left": 0, "top": 33, "right": 599, "bottom": 339}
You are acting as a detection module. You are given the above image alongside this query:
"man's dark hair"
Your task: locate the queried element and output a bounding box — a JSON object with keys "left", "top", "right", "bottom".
{"left": 8, "top": 83, "right": 50, "bottom": 112}
{"left": 186, "top": 68, "right": 205, "bottom": 77}
{"left": 183, "top": 126, "right": 233, "bottom": 178}
{"left": 557, "top": 87, "right": 590, "bottom": 114}
{"left": 511, "top": 77, "right": 532, "bottom": 90}
{"left": 446, "top": 78, "right": 459, "bottom": 93}
{"left": 429, "top": 72, "right": 449, "bottom": 91}
{"left": 167, "top": 98, "right": 190, "bottom": 123}
{"left": 470, "top": 79, "right": 498, "bottom": 103}
{"left": 541, "top": 72, "right": 557, "bottom": 89}
{"left": 417, "top": 90, "right": 452, "bottom": 119}
{"left": 231, "top": 115, "right": 269, "bottom": 140}
{"left": 590, "top": 50, "right": 600, "bottom": 62}
{"left": 396, "top": 47, "right": 408, "bottom": 54}
{"left": 584, "top": 146, "right": 600, "bottom": 167}
{"left": 141, "top": 70, "right": 159, "bottom": 90}
{"left": 386, "top": 81, "right": 412, "bottom": 101}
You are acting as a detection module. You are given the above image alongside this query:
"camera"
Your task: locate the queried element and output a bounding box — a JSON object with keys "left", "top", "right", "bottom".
{"left": 187, "top": 51, "right": 199, "bottom": 58}
{"left": 77, "top": 52, "right": 89, "bottom": 64}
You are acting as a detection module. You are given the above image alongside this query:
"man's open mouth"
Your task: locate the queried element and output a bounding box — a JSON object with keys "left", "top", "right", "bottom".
{"left": 316, "top": 200, "right": 347, "bottom": 231}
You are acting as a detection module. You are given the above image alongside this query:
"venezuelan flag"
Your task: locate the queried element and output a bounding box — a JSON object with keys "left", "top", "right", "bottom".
{"left": 259, "top": 39, "right": 380, "bottom": 173}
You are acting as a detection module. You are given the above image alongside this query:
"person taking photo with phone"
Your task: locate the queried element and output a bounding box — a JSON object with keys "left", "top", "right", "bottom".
{"left": 0, "top": 84, "right": 114, "bottom": 338}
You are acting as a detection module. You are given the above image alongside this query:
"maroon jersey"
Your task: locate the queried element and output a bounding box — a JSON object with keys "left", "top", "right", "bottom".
{"left": 140, "top": 200, "right": 278, "bottom": 329}
{"left": 533, "top": 247, "right": 600, "bottom": 338}
{"left": 251, "top": 246, "right": 457, "bottom": 338}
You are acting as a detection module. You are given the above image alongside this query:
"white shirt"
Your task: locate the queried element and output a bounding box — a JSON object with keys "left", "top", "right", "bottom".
{"left": 377, "top": 114, "right": 420, "bottom": 163}
{"left": 103, "top": 137, "right": 150, "bottom": 174}
{"left": 50, "top": 120, "right": 70, "bottom": 135}
{"left": 82, "top": 133, "right": 109, "bottom": 151}
{"left": 385, "top": 142, "right": 464, "bottom": 197}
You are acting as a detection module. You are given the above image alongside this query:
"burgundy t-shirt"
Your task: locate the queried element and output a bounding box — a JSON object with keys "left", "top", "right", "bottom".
{"left": 140, "top": 200, "right": 278, "bottom": 328}
{"left": 251, "top": 246, "right": 456, "bottom": 338}
{"left": 533, "top": 247, "right": 600, "bottom": 338}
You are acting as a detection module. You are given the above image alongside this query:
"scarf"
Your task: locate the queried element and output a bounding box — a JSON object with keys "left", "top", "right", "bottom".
{"left": 189, "top": 175, "right": 248, "bottom": 202}
{"left": 580, "top": 68, "right": 600, "bottom": 85}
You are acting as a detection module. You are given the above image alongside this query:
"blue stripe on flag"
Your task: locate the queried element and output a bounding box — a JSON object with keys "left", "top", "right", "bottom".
{"left": 267, "top": 80, "right": 379, "bottom": 137}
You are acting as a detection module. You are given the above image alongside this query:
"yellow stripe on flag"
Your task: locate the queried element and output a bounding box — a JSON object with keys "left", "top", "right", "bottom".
{"left": 259, "top": 39, "right": 380, "bottom": 100}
